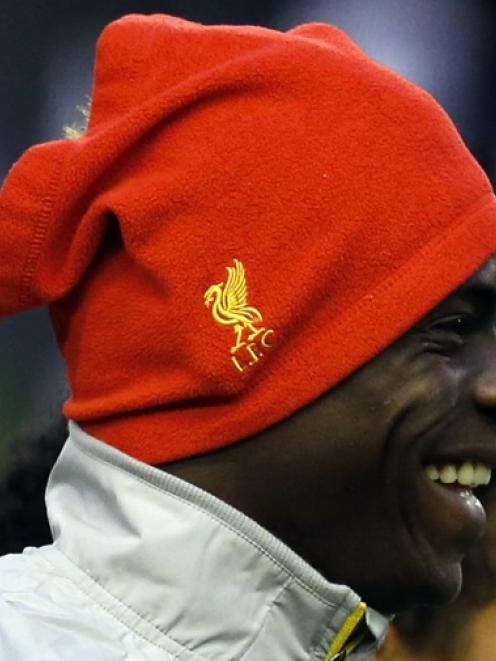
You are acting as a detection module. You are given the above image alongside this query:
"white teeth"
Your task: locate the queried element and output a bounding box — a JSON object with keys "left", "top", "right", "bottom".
{"left": 458, "top": 462, "right": 474, "bottom": 486}
{"left": 439, "top": 465, "right": 457, "bottom": 484}
{"left": 425, "top": 465, "right": 440, "bottom": 481}
{"left": 474, "top": 463, "right": 492, "bottom": 486}
{"left": 424, "top": 462, "right": 492, "bottom": 488}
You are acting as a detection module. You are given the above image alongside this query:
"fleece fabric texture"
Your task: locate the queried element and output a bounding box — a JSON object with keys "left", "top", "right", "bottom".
{"left": 1, "top": 14, "right": 496, "bottom": 464}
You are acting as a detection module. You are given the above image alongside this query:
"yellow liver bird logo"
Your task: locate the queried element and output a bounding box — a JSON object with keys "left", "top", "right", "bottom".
{"left": 204, "top": 259, "right": 268, "bottom": 355}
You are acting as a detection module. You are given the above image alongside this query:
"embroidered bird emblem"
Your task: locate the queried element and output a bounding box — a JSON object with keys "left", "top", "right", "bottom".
{"left": 204, "top": 259, "right": 266, "bottom": 354}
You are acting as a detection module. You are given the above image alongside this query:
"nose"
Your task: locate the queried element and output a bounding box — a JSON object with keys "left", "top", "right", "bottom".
{"left": 473, "top": 356, "right": 496, "bottom": 414}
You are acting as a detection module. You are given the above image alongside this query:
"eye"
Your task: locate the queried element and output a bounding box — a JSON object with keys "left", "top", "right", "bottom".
{"left": 422, "top": 313, "right": 478, "bottom": 354}
{"left": 428, "top": 313, "right": 476, "bottom": 335}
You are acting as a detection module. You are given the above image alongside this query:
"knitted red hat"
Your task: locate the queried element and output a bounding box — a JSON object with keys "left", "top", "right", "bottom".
{"left": 1, "top": 15, "right": 495, "bottom": 463}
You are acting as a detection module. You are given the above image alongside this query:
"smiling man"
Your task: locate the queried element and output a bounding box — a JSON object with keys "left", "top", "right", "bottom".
{"left": 0, "top": 14, "right": 496, "bottom": 661}
{"left": 165, "top": 257, "right": 496, "bottom": 618}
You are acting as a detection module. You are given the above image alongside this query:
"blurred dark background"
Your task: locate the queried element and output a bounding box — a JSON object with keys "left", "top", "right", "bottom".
{"left": 1, "top": 0, "right": 495, "bottom": 466}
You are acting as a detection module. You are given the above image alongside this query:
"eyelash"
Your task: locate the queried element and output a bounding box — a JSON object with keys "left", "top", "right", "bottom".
{"left": 429, "top": 314, "right": 476, "bottom": 334}
{"left": 423, "top": 313, "right": 477, "bottom": 353}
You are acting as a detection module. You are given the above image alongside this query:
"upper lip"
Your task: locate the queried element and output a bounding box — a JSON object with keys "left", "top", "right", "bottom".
{"left": 422, "top": 443, "right": 496, "bottom": 469}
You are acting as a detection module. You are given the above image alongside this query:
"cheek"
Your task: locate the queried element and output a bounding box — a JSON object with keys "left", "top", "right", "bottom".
{"left": 390, "top": 356, "right": 464, "bottom": 443}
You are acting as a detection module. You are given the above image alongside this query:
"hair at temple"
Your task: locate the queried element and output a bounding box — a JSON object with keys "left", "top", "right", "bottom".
{"left": 64, "top": 100, "right": 91, "bottom": 140}
{"left": 0, "top": 414, "right": 67, "bottom": 555}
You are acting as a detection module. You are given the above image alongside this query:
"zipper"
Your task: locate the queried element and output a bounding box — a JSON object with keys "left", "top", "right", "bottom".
{"left": 324, "top": 601, "right": 368, "bottom": 661}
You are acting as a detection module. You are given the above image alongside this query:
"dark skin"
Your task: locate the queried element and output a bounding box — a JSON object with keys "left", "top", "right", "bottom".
{"left": 164, "top": 256, "right": 496, "bottom": 614}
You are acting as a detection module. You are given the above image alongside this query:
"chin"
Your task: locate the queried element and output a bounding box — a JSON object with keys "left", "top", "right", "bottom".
{"left": 359, "top": 561, "right": 463, "bottom": 615}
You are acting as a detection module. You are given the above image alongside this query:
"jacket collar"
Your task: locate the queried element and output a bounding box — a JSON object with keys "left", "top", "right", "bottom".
{"left": 46, "top": 422, "right": 388, "bottom": 660}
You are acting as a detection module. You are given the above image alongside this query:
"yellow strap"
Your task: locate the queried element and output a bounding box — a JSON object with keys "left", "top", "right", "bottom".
{"left": 324, "top": 601, "right": 367, "bottom": 661}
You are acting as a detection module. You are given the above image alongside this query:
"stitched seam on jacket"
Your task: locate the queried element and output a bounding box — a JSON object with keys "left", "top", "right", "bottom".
{"left": 42, "top": 547, "right": 208, "bottom": 661}
{"left": 72, "top": 436, "right": 344, "bottom": 611}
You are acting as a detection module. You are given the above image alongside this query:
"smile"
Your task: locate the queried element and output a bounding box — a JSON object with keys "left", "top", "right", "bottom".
{"left": 423, "top": 461, "right": 492, "bottom": 489}
{"left": 412, "top": 448, "right": 496, "bottom": 568}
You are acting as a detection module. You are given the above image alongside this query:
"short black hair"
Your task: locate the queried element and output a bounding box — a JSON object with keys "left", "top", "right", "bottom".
{"left": 0, "top": 415, "right": 67, "bottom": 555}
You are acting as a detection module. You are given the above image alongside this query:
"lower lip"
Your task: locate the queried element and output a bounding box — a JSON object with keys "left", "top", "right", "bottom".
{"left": 417, "top": 475, "right": 486, "bottom": 560}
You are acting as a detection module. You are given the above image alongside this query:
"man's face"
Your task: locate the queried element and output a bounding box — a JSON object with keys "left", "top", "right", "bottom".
{"left": 246, "top": 256, "right": 496, "bottom": 613}
{"left": 167, "top": 256, "right": 496, "bottom": 614}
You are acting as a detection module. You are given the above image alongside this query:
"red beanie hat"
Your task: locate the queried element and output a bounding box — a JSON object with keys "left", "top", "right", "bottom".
{"left": 1, "top": 14, "right": 495, "bottom": 463}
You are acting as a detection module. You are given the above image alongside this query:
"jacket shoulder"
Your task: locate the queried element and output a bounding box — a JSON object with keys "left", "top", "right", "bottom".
{"left": 0, "top": 547, "right": 170, "bottom": 660}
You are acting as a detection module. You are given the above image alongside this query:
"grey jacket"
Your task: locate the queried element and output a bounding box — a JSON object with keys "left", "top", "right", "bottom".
{"left": 0, "top": 422, "right": 388, "bottom": 660}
